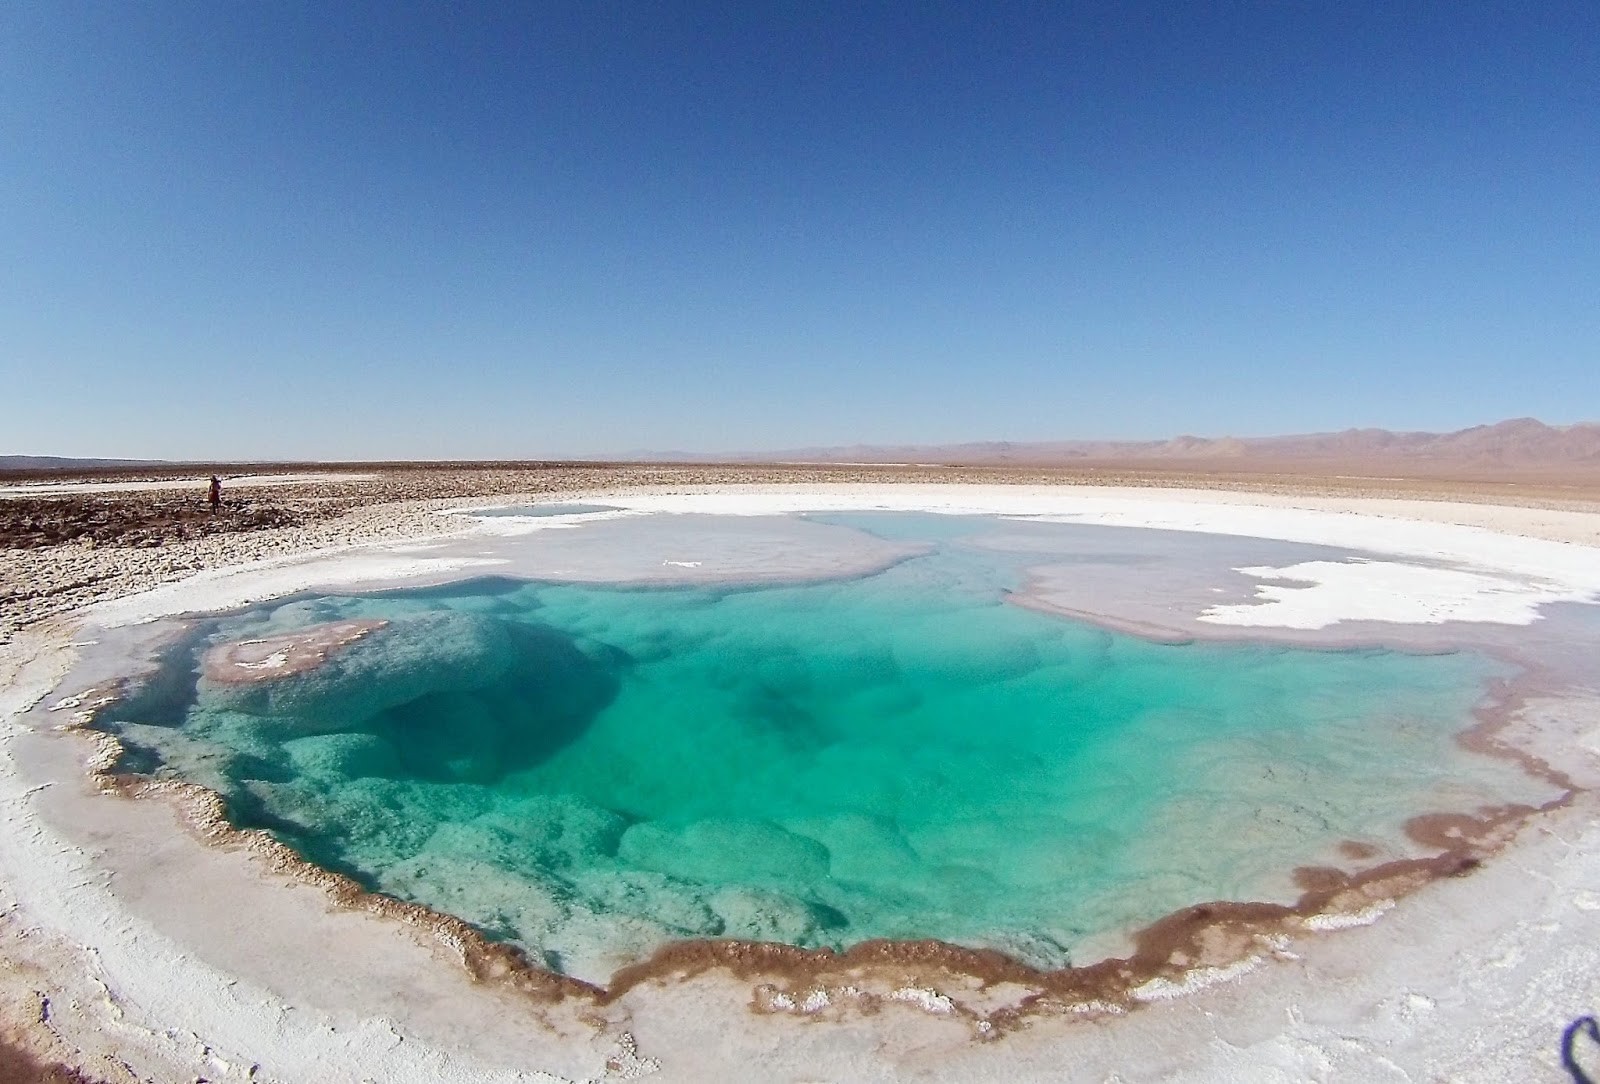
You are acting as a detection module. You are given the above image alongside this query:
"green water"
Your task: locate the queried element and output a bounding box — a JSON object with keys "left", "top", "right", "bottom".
{"left": 102, "top": 515, "right": 1541, "bottom": 981}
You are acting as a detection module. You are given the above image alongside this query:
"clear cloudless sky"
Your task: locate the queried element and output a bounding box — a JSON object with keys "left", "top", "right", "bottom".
{"left": 2, "top": 2, "right": 1598, "bottom": 459}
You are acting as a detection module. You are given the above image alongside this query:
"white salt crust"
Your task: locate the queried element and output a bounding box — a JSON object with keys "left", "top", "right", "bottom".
{"left": 0, "top": 472, "right": 377, "bottom": 497}
{"left": 586, "top": 486, "right": 1600, "bottom": 630}
{"left": 82, "top": 484, "right": 1600, "bottom": 633}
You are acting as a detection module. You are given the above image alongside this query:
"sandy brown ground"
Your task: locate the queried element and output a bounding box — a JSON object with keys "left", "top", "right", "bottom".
{"left": 2, "top": 461, "right": 1599, "bottom": 1082}
{"left": 0, "top": 966, "right": 104, "bottom": 1084}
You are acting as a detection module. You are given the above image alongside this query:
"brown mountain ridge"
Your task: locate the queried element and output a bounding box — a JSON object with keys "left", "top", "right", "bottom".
{"left": 750, "top": 418, "right": 1600, "bottom": 471}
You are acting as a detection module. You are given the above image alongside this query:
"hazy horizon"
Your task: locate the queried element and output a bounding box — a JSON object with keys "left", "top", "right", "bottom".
{"left": 4, "top": 5, "right": 1597, "bottom": 460}
{"left": 7, "top": 414, "right": 1600, "bottom": 468}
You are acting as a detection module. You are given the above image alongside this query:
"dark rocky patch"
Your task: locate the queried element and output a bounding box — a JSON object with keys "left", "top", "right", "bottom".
{"left": 0, "top": 497, "right": 307, "bottom": 550}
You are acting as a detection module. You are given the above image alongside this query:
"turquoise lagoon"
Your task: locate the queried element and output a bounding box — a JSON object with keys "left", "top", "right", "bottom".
{"left": 99, "top": 514, "right": 1545, "bottom": 981}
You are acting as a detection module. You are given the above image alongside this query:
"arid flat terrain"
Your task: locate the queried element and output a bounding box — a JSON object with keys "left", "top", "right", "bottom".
{"left": 4, "top": 461, "right": 1600, "bottom": 647}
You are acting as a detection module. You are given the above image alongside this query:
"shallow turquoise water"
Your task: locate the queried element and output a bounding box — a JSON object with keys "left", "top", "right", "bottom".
{"left": 101, "top": 514, "right": 1543, "bottom": 980}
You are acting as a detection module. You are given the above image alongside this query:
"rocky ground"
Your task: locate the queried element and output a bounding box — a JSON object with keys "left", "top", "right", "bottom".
{"left": 0, "top": 496, "right": 304, "bottom": 550}
{"left": 0, "top": 465, "right": 842, "bottom": 641}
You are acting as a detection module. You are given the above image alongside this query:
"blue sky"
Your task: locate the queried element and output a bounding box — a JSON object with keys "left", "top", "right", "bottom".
{"left": 3, "top": 2, "right": 1597, "bottom": 459}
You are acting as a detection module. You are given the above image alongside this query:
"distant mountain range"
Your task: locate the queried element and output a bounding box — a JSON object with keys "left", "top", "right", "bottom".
{"left": 715, "top": 418, "right": 1600, "bottom": 469}
{"left": 7, "top": 418, "right": 1599, "bottom": 473}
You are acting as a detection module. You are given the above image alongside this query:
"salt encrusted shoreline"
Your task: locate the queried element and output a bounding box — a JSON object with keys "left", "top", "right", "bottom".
{"left": 4, "top": 481, "right": 1600, "bottom": 1082}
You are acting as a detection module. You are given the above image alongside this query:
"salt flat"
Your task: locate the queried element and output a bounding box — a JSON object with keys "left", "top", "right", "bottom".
{"left": 2, "top": 481, "right": 1599, "bottom": 1082}
{"left": 0, "top": 472, "right": 378, "bottom": 497}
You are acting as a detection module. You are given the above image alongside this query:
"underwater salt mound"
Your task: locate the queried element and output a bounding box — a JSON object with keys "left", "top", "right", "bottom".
{"left": 201, "top": 620, "right": 387, "bottom": 684}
